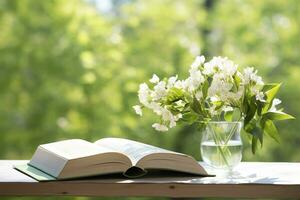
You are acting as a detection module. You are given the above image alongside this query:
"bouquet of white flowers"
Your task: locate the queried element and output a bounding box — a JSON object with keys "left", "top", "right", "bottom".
{"left": 133, "top": 55, "right": 294, "bottom": 153}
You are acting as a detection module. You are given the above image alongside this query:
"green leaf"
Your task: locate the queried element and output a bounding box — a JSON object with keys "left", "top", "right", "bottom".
{"left": 262, "top": 83, "right": 279, "bottom": 93}
{"left": 224, "top": 111, "right": 233, "bottom": 121}
{"left": 244, "top": 121, "right": 255, "bottom": 132}
{"left": 252, "top": 136, "right": 258, "bottom": 154}
{"left": 245, "top": 120, "right": 263, "bottom": 147}
{"left": 257, "top": 100, "right": 265, "bottom": 116}
{"left": 214, "top": 101, "right": 224, "bottom": 110}
{"left": 253, "top": 127, "right": 263, "bottom": 147}
{"left": 202, "top": 80, "right": 209, "bottom": 99}
{"left": 231, "top": 73, "right": 241, "bottom": 93}
{"left": 232, "top": 108, "right": 241, "bottom": 121}
{"left": 171, "top": 100, "right": 186, "bottom": 112}
{"left": 266, "top": 83, "right": 281, "bottom": 101}
{"left": 190, "top": 98, "right": 202, "bottom": 114}
{"left": 197, "top": 122, "right": 207, "bottom": 132}
{"left": 263, "top": 119, "right": 280, "bottom": 143}
{"left": 166, "top": 87, "right": 184, "bottom": 103}
{"left": 233, "top": 73, "right": 241, "bottom": 87}
{"left": 262, "top": 83, "right": 281, "bottom": 113}
{"left": 242, "top": 92, "right": 249, "bottom": 114}
{"left": 181, "top": 111, "right": 198, "bottom": 124}
{"left": 263, "top": 111, "right": 295, "bottom": 121}
{"left": 244, "top": 96, "right": 257, "bottom": 125}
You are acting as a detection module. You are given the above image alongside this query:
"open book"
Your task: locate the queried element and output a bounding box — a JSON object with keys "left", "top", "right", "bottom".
{"left": 14, "top": 138, "right": 208, "bottom": 181}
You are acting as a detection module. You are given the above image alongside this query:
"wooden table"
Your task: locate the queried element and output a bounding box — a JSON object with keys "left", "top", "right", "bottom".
{"left": 0, "top": 160, "right": 300, "bottom": 198}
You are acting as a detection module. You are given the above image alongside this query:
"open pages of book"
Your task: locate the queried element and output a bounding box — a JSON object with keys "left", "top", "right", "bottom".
{"left": 28, "top": 139, "right": 131, "bottom": 179}
{"left": 95, "top": 138, "right": 208, "bottom": 176}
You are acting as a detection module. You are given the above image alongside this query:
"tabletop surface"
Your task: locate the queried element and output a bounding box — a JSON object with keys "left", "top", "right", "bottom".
{"left": 0, "top": 160, "right": 300, "bottom": 198}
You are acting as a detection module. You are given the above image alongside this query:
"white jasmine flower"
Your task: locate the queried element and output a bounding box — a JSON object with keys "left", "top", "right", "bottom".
{"left": 161, "top": 108, "right": 174, "bottom": 122}
{"left": 243, "top": 67, "right": 264, "bottom": 86}
{"left": 192, "top": 70, "right": 205, "bottom": 84}
{"left": 181, "top": 79, "right": 189, "bottom": 90}
{"left": 183, "top": 78, "right": 193, "bottom": 92}
{"left": 152, "top": 123, "right": 168, "bottom": 132}
{"left": 270, "top": 98, "right": 282, "bottom": 112}
{"left": 203, "top": 62, "right": 216, "bottom": 75}
{"left": 224, "top": 63, "right": 238, "bottom": 77}
{"left": 152, "top": 81, "right": 167, "bottom": 100}
{"left": 160, "top": 107, "right": 181, "bottom": 128}
{"left": 208, "top": 73, "right": 233, "bottom": 99}
{"left": 250, "top": 84, "right": 264, "bottom": 97}
{"left": 167, "top": 113, "right": 182, "bottom": 128}
{"left": 138, "top": 83, "right": 151, "bottom": 106}
{"left": 204, "top": 56, "right": 237, "bottom": 76}
{"left": 133, "top": 105, "right": 143, "bottom": 116}
{"left": 255, "top": 92, "right": 265, "bottom": 102}
{"left": 219, "top": 58, "right": 238, "bottom": 77}
{"left": 207, "top": 57, "right": 221, "bottom": 69}
{"left": 243, "top": 67, "right": 254, "bottom": 84}
{"left": 199, "top": 55, "right": 206, "bottom": 63}
{"left": 149, "top": 102, "right": 163, "bottom": 115}
{"left": 174, "top": 80, "right": 184, "bottom": 88}
{"left": 191, "top": 55, "right": 205, "bottom": 70}
{"left": 167, "top": 75, "right": 178, "bottom": 88}
{"left": 185, "top": 68, "right": 205, "bottom": 92}
{"left": 183, "top": 78, "right": 191, "bottom": 92}
{"left": 149, "top": 74, "right": 160, "bottom": 83}
{"left": 254, "top": 75, "right": 264, "bottom": 86}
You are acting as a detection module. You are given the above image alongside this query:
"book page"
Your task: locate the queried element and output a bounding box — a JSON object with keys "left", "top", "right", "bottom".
{"left": 41, "top": 139, "right": 116, "bottom": 160}
{"left": 94, "top": 138, "right": 182, "bottom": 165}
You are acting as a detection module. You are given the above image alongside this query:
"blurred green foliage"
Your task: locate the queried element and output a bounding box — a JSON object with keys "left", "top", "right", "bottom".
{"left": 0, "top": 0, "right": 299, "bottom": 199}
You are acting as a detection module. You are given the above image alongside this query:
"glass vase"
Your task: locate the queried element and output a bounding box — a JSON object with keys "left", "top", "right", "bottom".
{"left": 200, "top": 121, "right": 243, "bottom": 175}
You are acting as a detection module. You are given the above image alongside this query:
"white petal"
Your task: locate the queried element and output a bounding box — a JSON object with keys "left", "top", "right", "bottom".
{"left": 138, "top": 83, "right": 150, "bottom": 106}
{"left": 191, "top": 55, "right": 205, "bottom": 69}
{"left": 149, "top": 74, "right": 159, "bottom": 83}
{"left": 152, "top": 123, "right": 168, "bottom": 132}
{"left": 269, "top": 98, "right": 281, "bottom": 112}
{"left": 273, "top": 98, "right": 282, "bottom": 106}
{"left": 169, "top": 120, "right": 176, "bottom": 128}
{"left": 133, "top": 105, "right": 143, "bottom": 116}
{"left": 255, "top": 92, "right": 265, "bottom": 102}
{"left": 167, "top": 75, "right": 178, "bottom": 88}
{"left": 149, "top": 102, "right": 163, "bottom": 115}
{"left": 152, "top": 81, "right": 167, "bottom": 100}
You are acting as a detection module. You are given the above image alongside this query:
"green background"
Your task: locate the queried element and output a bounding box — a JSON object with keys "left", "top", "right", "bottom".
{"left": 0, "top": 0, "right": 299, "bottom": 199}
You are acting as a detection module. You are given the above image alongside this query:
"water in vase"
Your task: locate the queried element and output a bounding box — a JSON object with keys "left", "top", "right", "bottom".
{"left": 201, "top": 140, "right": 242, "bottom": 170}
